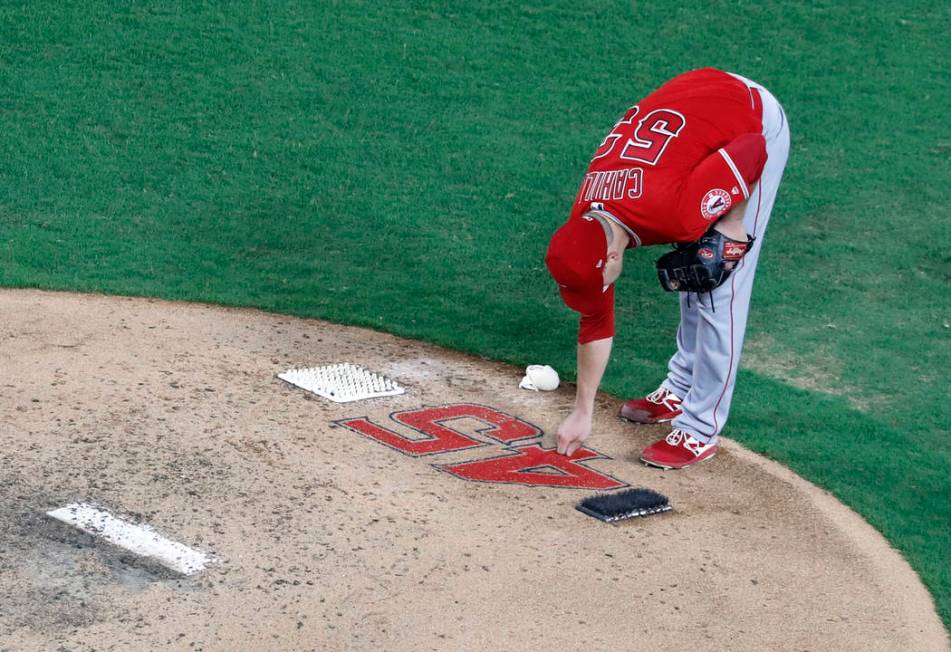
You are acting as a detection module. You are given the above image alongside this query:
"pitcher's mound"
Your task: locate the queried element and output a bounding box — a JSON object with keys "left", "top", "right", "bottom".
{"left": 0, "top": 290, "right": 946, "bottom": 651}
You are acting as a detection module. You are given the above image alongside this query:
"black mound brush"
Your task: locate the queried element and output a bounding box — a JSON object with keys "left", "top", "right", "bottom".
{"left": 576, "top": 488, "right": 671, "bottom": 522}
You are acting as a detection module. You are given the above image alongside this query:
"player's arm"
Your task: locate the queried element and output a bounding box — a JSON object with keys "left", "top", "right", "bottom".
{"left": 676, "top": 133, "right": 767, "bottom": 242}
{"left": 713, "top": 191, "right": 753, "bottom": 241}
{"left": 557, "top": 336, "right": 613, "bottom": 456}
{"left": 556, "top": 298, "right": 616, "bottom": 456}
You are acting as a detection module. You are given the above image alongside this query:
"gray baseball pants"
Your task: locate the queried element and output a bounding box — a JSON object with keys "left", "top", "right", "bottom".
{"left": 661, "top": 75, "right": 791, "bottom": 443}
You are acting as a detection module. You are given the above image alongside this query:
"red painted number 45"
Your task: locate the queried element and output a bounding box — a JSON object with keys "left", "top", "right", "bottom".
{"left": 336, "top": 404, "right": 626, "bottom": 490}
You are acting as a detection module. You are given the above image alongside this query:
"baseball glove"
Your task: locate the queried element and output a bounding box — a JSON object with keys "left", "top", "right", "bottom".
{"left": 656, "top": 228, "right": 754, "bottom": 293}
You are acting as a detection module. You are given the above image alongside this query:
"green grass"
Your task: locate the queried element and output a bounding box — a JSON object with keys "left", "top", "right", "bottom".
{"left": 1, "top": 0, "right": 949, "bottom": 630}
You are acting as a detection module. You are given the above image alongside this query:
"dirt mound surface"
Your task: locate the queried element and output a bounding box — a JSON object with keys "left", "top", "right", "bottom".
{"left": 0, "top": 290, "right": 946, "bottom": 651}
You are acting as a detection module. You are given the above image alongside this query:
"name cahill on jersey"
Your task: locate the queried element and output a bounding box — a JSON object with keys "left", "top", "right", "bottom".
{"left": 576, "top": 167, "right": 644, "bottom": 205}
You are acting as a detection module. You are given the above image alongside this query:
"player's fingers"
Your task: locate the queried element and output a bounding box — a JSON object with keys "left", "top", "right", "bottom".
{"left": 556, "top": 433, "right": 567, "bottom": 455}
{"left": 566, "top": 439, "right": 581, "bottom": 457}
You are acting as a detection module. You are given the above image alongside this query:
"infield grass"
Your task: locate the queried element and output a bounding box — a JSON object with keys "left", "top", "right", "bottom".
{"left": 1, "top": 0, "right": 949, "bottom": 629}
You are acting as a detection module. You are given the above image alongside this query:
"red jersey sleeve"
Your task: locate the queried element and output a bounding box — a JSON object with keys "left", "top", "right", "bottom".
{"left": 577, "top": 285, "right": 615, "bottom": 344}
{"left": 675, "top": 132, "right": 767, "bottom": 242}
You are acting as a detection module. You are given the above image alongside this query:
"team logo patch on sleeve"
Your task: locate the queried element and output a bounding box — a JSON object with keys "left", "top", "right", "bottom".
{"left": 700, "top": 189, "right": 732, "bottom": 220}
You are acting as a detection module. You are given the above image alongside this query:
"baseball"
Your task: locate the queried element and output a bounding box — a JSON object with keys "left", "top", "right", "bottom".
{"left": 519, "top": 364, "right": 560, "bottom": 391}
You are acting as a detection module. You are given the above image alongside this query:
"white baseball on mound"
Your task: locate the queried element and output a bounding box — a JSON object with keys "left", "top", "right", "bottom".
{"left": 519, "top": 365, "right": 560, "bottom": 391}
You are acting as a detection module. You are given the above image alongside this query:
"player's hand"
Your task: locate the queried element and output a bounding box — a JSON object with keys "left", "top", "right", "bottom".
{"left": 556, "top": 409, "right": 592, "bottom": 456}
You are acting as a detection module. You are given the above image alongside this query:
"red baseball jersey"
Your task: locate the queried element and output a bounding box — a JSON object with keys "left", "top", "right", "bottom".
{"left": 569, "top": 67, "right": 767, "bottom": 343}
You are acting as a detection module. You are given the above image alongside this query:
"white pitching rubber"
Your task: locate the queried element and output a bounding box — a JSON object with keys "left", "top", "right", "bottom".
{"left": 47, "top": 503, "right": 212, "bottom": 576}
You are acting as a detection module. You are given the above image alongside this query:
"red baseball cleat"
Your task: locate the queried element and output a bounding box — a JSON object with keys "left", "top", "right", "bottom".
{"left": 640, "top": 430, "right": 719, "bottom": 470}
{"left": 619, "top": 387, "right": 683, "bottom": 424}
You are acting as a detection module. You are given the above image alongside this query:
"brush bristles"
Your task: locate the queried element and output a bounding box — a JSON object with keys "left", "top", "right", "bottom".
{"left": 576, "top": 488, "right": 671, "bottom": 522}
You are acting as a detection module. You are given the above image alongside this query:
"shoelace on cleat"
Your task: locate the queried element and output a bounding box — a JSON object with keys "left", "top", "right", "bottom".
{"left": 647, "top": 387, "right": 681, "bottom": 411}
{"left": 665, "top": 430, "right": 685, "bottom": 446}
{"left": 666, "top": 430, "right": 711, "bottom": 457}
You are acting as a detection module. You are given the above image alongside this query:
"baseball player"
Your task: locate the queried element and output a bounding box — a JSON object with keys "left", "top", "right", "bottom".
{"left": 545, "top": 67, "right": 789, "bottom": 469}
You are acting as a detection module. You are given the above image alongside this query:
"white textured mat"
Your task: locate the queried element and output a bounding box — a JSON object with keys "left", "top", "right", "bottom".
{"left": 47, "top": 503, "right": 212, "bottom": 575}
{"left": 278, "top": 363, "right": 405, "bottom": 402}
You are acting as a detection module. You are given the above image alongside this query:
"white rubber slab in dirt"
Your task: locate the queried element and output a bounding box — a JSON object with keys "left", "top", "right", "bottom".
{"left": 47, "top": 503, "right": 211, "bottom": 575}
{"left": 0, "top": 290, "right": 947, "bottom": 652}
